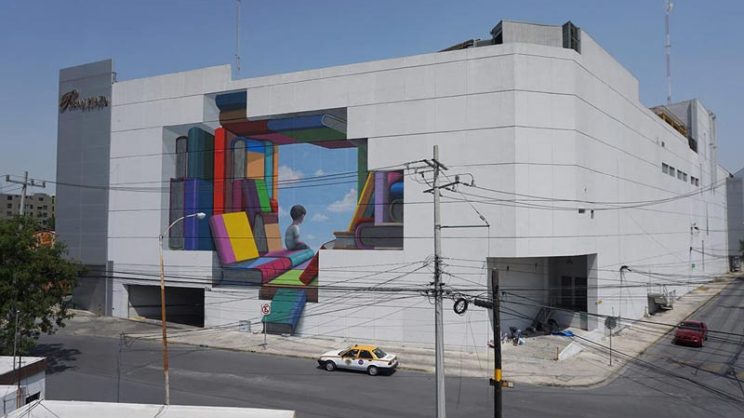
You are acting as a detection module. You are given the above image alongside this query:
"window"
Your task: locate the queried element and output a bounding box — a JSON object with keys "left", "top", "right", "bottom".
{"left": 343, "top": 349, "right": 359, "bottom": 358}
{"left": 38, "top": 197, "right": 43, "bottom": 201}
{"left": 682, "top": 173, "right": 687, "bottom": 182}
{"left": 668, "top": 166, "right": 675, "bottom": 177}
{"left": 6, "top": 196, "right": 12, "bottom": 201}
{"left": 25, "top": 392, "right": 40, "bottom": 404}
{"left": 359, "top": 351, "right": 373, "bottom": 359}
{"left": 373, "top": 348, "right": 387, "bottom": 358}
{"left": 6, "top": 203, "right": 11, "bottom": 209}
{"left": 662, "top": 163, "right": 669, "bottom": 174}
{"left": 557, "top": 276, "right": 588, "bottom": 312}
{"left": 6, "top": 211, "right": 11, "bottom": 216}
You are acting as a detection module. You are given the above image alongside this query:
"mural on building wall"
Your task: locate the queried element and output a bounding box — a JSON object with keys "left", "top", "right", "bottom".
{"left": 166, "top": 91, "right": 404, "bottom": 335}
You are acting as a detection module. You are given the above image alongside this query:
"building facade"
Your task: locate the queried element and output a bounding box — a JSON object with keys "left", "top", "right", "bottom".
{"left": 0, "top": 193, "right": 55, "bottom": 227}
{"left": 57, "top": 20, "right": 729, "bottom": 348}
{"left": 726, "top": 167, "right": 744, "bottom": 271}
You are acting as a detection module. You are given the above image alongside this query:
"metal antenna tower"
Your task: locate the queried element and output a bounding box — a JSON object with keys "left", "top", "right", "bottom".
{"left": 235, "top": 0, "right": 241, "bottom": 77}
{"left": 665, "top": 0, "right": 673, "bottom": 105}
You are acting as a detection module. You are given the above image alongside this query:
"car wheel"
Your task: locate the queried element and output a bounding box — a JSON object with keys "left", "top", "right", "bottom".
{"left": 367, "top": 366, "right": 379, "bottom": 376}
{"left": 325, "top": 361, "right": 336, "bottom": 372}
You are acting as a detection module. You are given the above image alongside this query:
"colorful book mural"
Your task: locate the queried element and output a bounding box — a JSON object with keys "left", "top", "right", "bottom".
{"left": 164, "top": 91, "right": 405, "bottom": 335}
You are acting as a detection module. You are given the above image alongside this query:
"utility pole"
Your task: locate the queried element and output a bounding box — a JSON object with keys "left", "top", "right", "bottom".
{"left": 14, "top": 308, "right": 22, "bottom": 408}
{"left": 5, "top": 171, "right": 47, "bottom": 215}
{"left": 472, "top": 274, "right": 505, "bottom": 418}
{"left": 491, "top": 271, "right": 502, "bottom": 418}
{"left": 117, "top": 333, "right": 123, "bottom": 402}
{"left": 431, "top": 145, "right": 446, "bottom": 418}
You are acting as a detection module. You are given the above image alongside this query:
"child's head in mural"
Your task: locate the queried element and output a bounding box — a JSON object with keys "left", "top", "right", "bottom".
{"left": 285, "top": 204, "right": 309, "bottom": 250}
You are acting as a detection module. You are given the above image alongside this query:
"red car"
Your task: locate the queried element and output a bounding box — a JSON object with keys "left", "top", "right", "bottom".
{"left": 673, "top": 320, "right": 708, "bottom": 347}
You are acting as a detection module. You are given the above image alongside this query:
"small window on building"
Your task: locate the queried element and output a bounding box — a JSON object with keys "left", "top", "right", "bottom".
{"left": 38, "top": 197, "right": 43, "bottom": 201}
{"left": 662, "top": 163, "right": 669, "bottom": 174}
{"left": 677, "top": 170, "right": 683, "bottom": 180}
{"left": 682, "top": 173, "right": 687, "bottom": 182}
{"left": 6, "top": 211, "right": 11, "bottom": 216}
{"left": 6, "top": 203, "right": 11, "bottom": 209}
{"left": 25, "top": 392, "right": 40, "bottom": 404}
{"left": 6, "top": 196, "right": 12, "bottom": 201}
{"left": 668, "top": 166, "right": 675, "bottom": 177}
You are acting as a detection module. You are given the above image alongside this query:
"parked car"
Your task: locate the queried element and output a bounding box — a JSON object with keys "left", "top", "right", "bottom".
{"left": 318, "top": 344, "right": 399, "bottom": 376}
{"left": 673, "top": 320, "right": 708, "bottom": 347}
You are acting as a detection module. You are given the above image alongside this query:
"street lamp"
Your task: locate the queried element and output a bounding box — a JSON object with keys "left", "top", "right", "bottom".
{"left": 158, "top": 211, "right": 206, "bottom": 405}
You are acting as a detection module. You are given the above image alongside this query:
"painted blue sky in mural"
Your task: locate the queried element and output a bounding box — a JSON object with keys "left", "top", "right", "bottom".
{"left": 278, "top": 144, "right": 357, "bottom": 251}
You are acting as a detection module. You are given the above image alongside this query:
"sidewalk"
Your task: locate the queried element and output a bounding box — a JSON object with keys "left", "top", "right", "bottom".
{"left": 67, "top": 275, "right": 735, "bottom": 387}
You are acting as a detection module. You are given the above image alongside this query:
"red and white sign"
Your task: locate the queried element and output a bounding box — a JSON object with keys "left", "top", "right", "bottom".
{"left": 261, "top": 303, "right": 271, "bottom": 316}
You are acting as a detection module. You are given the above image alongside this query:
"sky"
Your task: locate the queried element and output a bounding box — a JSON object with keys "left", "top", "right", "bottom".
{"left": 0, "top": 1, "right": 742, "bottom": 215}
{"left": 277, "top": 144, "right": 357, "bottom": 250}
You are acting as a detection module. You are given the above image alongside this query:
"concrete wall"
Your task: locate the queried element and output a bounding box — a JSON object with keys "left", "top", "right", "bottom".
{"left": 0, "top": 373, "right": 45, "bottom": 415}
{"left": 502, "top": 21, "right": 562, "bottom": 48}
{"left": 56, "top": 60, "right": 112, "bottom": 266}
{"left": 107, "top": 66, "right": 232, "bottom": 314}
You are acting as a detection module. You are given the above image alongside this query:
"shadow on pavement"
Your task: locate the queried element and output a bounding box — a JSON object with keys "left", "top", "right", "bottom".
{"left": 31, "top": 343, "right": 81, "bottom": 374}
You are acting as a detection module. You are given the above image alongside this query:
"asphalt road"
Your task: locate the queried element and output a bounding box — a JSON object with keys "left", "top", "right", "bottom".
{"left": 34, "top": 277, "right": 744, "bottom": 417}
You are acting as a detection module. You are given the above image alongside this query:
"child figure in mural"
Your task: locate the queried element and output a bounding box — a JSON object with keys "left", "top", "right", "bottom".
{"left": 285, "top": 204, "right": 309, "bottom": 250}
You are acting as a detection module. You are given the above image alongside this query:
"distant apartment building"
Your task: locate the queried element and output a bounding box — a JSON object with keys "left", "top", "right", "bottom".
{"left": 0, "top": 193, "right": 55, "bottom": 227}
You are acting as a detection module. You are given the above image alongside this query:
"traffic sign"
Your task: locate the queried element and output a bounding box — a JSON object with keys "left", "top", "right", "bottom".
{"left": 261, "top": 303, "right": 271, "bottom": 316}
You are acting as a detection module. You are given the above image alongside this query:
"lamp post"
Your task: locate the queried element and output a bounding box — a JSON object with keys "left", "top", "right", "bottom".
{"left": 158, "top": 211, "right": 206, "bottom": 405}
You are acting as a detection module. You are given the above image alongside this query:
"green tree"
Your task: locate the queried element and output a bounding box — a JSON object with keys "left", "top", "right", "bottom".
{"left": 0, "top": 216, "right": 80, "bottom": 355}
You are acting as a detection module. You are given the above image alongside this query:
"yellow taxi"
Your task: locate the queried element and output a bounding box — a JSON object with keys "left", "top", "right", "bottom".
{"left": 318, "top": 344, "right": 399, "bottom": 376}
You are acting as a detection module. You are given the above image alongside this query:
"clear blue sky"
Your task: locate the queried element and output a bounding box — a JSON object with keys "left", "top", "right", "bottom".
{"left": 1, "top": 0, "right": 742, "bottom": 192}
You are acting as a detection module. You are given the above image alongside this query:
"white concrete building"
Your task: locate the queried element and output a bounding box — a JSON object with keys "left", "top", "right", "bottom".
{"left": 0, "top": 356, "right": 46, "bottom": 415}
{"left": 57, "top": 20, "right": 729, "bottom": 348}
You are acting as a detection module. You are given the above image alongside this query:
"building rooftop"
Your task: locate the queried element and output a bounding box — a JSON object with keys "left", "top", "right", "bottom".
{"left": 8, "top": 400, "right": 295, "bottom": 418}
{"left": 0, "top": 357, "right": 45, "bottom": 376}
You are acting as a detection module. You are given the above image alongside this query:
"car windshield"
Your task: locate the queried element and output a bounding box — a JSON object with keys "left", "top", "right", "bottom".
{"left": 679, "top": 322, "right": 702, "bottom": 330}
{"left": 373, "top": 348, "right": 387, "bottom": 358}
